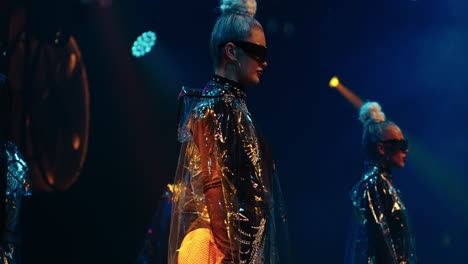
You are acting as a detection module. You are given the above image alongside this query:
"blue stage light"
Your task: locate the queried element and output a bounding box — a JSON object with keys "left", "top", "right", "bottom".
{"left": 132, "top": 31, "right": 157, "bottom": 57}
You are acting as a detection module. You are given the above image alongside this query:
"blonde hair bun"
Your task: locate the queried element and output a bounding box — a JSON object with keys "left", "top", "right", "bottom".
{"left": 220, "top": 0, "right": 257, "bottom": 17}
{"left": 359, "top": 102, "right": 386, "bottom": 125}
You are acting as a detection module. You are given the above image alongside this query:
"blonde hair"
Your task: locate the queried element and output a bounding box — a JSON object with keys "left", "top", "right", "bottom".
{"left": 359, "top": 102, "right": 397, "bottom": 161}
{"left": 210, "top": 0, "right": 263, "bottom": 67}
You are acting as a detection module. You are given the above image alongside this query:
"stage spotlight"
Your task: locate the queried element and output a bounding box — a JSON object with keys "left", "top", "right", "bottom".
{"left": 329, "top": 76, "right": 340, "bottom": 88}
{"left": 132, "top": 31, "right": 157, "bottom": 58}
{"left": 329, "top": 76, "right": 363, "bottom": 109}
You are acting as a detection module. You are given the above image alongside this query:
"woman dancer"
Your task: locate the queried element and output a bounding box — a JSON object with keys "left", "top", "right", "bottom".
{"left": 168, "top": 0, "right": 289, "bottom": 263}
{"left": 347, "top": 102, "right": 417, "bottom": 264}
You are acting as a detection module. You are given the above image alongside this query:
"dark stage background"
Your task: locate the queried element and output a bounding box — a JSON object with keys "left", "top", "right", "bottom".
{"left": 17, "top": 0, "right": 468, "bottom": 263}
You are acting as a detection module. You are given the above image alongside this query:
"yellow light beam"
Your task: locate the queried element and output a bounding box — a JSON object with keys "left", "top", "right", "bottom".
{"left": 329, "top": 75, "right": 468, "bottom": 215}
{"left": 329, "top": 76, "right": 364, "bottom": 109}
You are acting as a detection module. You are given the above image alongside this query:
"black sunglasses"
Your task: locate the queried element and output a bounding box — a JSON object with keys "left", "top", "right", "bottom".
{"left": 381, "top": 139, "right": 409, "bottom": 152}
{"left": 219, "top": 41, "right": 268, "bottom": 63}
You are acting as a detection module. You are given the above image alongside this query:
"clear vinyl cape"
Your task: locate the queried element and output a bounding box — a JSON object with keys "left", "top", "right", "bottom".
{"left": 345, "top": 165, "right": 417, "bottom": 264}
{"left": 168, "top": 81, "right": 290, "bottom": 264}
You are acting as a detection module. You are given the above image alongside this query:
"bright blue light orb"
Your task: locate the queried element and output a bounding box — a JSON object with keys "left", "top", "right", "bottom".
{"left": 132, "top": 31, "right": 157, "bottom": 57}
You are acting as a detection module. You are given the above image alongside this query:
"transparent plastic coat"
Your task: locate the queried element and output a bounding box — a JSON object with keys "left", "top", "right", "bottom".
{"left": 168, "top": 79, "right": 290, "bottom": 264}
{"left": 346, "top": 165, "right": 417, "bottom": 264}
{"left": 2, "top": 141, "right": 31, "bottom": 264}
